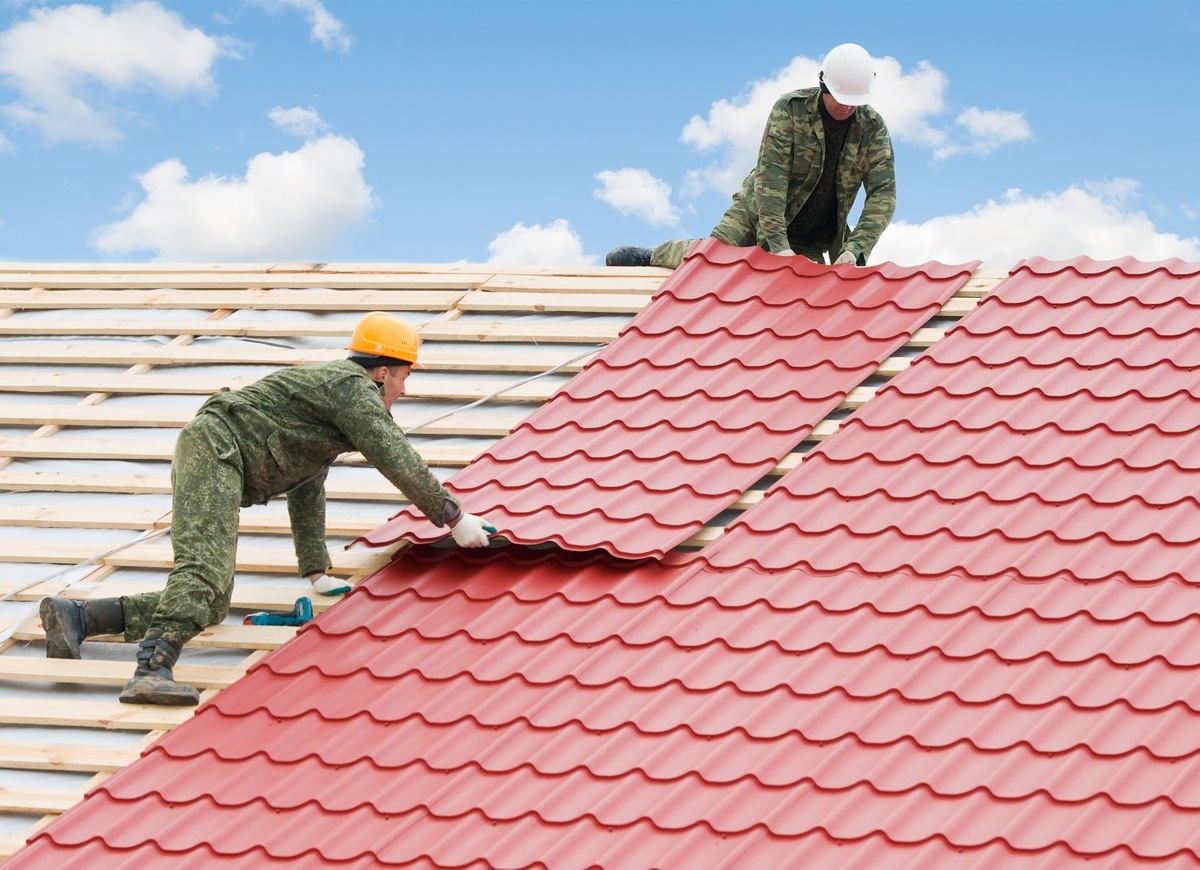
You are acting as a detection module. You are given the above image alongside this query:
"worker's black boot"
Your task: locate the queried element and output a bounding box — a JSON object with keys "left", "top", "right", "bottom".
{"left": 605, "top": 245, "right": 653, "bottom": 267}
{"left": 118, "top": 629, "right": 200, "bottom": 706}
{"left": 40, "top": 596, "right": 125, "bottom": 659}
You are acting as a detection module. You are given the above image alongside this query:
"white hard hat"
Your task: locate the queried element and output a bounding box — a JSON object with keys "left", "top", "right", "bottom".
{"left": 820, "top": 43, "right": 875, "bottom": 106}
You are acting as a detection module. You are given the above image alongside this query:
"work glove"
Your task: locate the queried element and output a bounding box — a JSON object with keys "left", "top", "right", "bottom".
{"left": 309, "top": 573, "right": 351, "bottom": 596}
{"left": 834, "top": 250, "right": 857, "bottom": 266}
{"left": 773, "top": 248, "right": 798, "bottom": 257}
{"left": 451, "top": 513, "right": 495, "bottom": 548}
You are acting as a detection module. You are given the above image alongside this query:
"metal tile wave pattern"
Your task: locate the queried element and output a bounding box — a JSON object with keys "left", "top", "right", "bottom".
{"left": 16, "top": 544, "right": 1200, "bottom": 865}
{"left": 356, "top": 240, "right": 975, "bottom": 559}
{"left": 702, "top": 255, "right": 1200, "bottom": 581}
{"left": 22, "top": 255, "right": 1200, "bottom": 867}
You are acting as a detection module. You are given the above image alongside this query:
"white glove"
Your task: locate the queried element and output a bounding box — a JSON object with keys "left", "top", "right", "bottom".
{"left": 834, "top": 250, "right": 857, "bottom": 266}
{"left": 450, "top": 513, "right": 494, "bottom": 548}
{"left": 310, "top": 573, "right": 351, "bottom": 596}
{"left": 773, "top": 248, "right": 798, "bottom": 257}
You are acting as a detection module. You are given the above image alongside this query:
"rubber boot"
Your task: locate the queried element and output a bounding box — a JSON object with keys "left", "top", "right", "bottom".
{"left": 40, "top": 596, "right": 125, "bottom": 659}
{"left": 118, "top": 629, "right": 200, "bottom": 706}
{"left": 605, "top": 245, "right": 653, "bottom": 267}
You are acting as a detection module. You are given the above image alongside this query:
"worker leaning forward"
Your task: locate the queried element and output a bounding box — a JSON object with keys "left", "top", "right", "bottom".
{"left": 38, "top": 312, "right": 493, "bottom": 706}
{"left": 606, "top": 42, "right": 896, "bottom": 269}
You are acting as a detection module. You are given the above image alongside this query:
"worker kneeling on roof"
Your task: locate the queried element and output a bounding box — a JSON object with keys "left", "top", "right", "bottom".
{"left": 38, "top": 312, "right": 493, "bottom": 707}
{"left": 606, "top": 42, "right": 895, "bottom": 269}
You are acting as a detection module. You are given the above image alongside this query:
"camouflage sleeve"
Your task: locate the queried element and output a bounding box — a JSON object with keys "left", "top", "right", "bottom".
{"left": 751, "top": 95, "right": 797, "bottom": 254}
{"left": 845, "top": 119, "right": 896, "bottom": 264}
{"left": 287, "top": 469, "right": 331, "bottom": 577}
{"left": 328, "top": 380, "right": 460, "bottom": 526}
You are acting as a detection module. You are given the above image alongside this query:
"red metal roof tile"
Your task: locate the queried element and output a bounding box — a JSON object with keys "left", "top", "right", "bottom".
{"left": 355, "top": 240, "right": 976, "bottom": 559}
{"left": 18, "top": 256, "right": 1200, "bottom": 868}
{"left": 702, "top": 255, "right": 1200, "bottom": 580}
{"left": 7, "top": 838, "right": 332, "bottom": 869}
{"left": 147, "top": 706, "right": 1200, "bottom": 806}
{"left": 86, "top": 752, "right": 1200, "bottom": 851}
{"left": 24, "top": 796, "right": 1143, "bottom": 868}
{"left": 18, "top": 541, "right": 1200, "bottom": 865}
{"left": 1008, "top": 254, "right": 1200, "bottom": 287}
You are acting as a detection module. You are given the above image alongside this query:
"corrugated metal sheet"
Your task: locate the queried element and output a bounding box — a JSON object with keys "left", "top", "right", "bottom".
{"left": 18, "top": 546, "right": 1200, "bottom": 865}
{"left": 15, "top": 255, "right": 1200, "bottom": 867}
{"left": 357, "top": 240, "right": 976, "bottom": 558}
{"left": 702, "top": 254, "right": 1200, "bottom": 579}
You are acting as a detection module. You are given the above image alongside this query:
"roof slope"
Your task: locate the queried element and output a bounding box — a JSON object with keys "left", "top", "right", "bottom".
{"left": 0, "top": 261, "right": 676, "bottom": 859}
{"left": 704, "top": 254, "right": 1200, "bottom": 578}
{"left": 359, "top": 239, "right": 977, "bottom": 558}
{"left": 41, "top": 254, "right": 1200, "bottom": 865}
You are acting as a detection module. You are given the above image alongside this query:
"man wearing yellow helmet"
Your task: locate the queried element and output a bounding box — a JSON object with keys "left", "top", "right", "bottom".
{"left": 39, "top": 312, "right": 492, "bottom": 706}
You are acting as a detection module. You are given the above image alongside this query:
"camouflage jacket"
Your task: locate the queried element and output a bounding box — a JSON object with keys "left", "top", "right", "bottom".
{"left": 739, "top": 87, "right": 896, "bottom": 263}
{"left": 193, "top": 358, "right": 458, "bottom": 575}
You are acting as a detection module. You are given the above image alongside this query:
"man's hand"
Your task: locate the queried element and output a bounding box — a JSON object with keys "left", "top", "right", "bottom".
{"left": 309, "top": 573, "right": 351, "bottom": 596}
{"left": 834, "top": 250, "right": 857, "bottom": 266}
{"left": 450, "top": 513, "right": 495, "bottom": 548}
{"left": 774, "top": 248, "right": 798, "bottom": 257}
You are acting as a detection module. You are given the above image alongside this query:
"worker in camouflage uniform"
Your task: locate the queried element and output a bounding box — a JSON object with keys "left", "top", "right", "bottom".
{"left": 607, "top": 43, "right": 895, "bottom": 269}
{"left": 39, "top": 312, "right": 493, "bottom": 706}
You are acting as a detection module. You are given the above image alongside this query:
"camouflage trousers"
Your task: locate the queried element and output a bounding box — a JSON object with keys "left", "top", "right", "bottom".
{"left": 121, "top": 414, "right": 243, "bottom": 643}
{"left": 650, "top": 197, "right": 827, "bottom": 268}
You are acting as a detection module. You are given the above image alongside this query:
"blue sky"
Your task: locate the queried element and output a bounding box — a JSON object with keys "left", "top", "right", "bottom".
{"left": 0, "top": 0, "right": 1197, "bottom": 268}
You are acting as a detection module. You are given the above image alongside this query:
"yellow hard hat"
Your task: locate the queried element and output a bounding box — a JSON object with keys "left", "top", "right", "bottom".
{"left": 348, "top": 312, "right": 420, "bottom": 364}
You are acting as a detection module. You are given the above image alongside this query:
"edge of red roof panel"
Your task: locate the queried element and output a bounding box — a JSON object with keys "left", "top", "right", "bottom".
{"left": 690, "top": 237, "right": 979, "bottom": 281}
{"left": 352, "top": 242, "right": 981, "bottom": 558}
{"left": 1015, "top": 254, "right": 1200, "bottom": 277}
{"left": 698, "top": 253, "right": 1200, "bottom": 581}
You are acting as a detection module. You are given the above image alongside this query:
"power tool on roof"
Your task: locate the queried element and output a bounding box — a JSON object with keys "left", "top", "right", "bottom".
{"left": 243, "top": 596, "right": 313, "bottom": 627}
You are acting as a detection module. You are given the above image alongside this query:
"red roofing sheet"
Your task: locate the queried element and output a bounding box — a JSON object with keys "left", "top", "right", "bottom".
{"left": 16, "top": 545, "right": 1200, "bottom": 866}
{"left": 702, "top": 255, "right": 1200, "bottom": 580}
{"left": 18, "top": 255, "right": 1200, "bottom": 868}
{"left": 356, "top": 240, "right": 976, "bottom": 559}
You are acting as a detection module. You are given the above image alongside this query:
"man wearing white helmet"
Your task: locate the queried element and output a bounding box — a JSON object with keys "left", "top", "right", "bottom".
{"left": 607, "top": 43, "right": 895, "bottom": 269}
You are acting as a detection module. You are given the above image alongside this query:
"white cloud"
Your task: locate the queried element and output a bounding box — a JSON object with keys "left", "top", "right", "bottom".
{"left": 665, "top": 52, "right": 1031, "bottom": 202}
{"left": 598, "top": 52, "right": 1033, "bottom": 224}
{"left": 486, "top": 219, "right": 595, "bottom": 266}
{"left": 0, "top": 1, "right": 234, "bottom": 145}
{"left": 678, "top": 55, "right": 820, "bottom": 197}
{"left": 934, "top": 107, "right": 1033, "bottom": 161}
{"left": 0, "top": 130, "right": 13, "bottom": 154}
{"left": 252, "top": 0, "right": 351, "bottom": 52}
{"left": 268, "top": 105, "right": 328, "bottom": 138}
{"left": 873, "top": 180, "right": 1200, "bottom": 269}
{"left": 594, "top": 168, "right": 680, "bottom": 226}
{"left": 868, "top": 57, "right": 951, "bottom": 150}
{"left": 91, "top": 130, "right": 376, "bottom": 261}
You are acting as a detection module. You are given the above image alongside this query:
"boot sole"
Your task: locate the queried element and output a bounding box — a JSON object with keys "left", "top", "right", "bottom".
{"left": 40, "top": 598, "right": 81, "bottom": 660}
{"left": 119, "top": 684, "right": 200, "bottom": 706}
{"left": 119, "top": 672, "right": 200, "bottom": 706}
